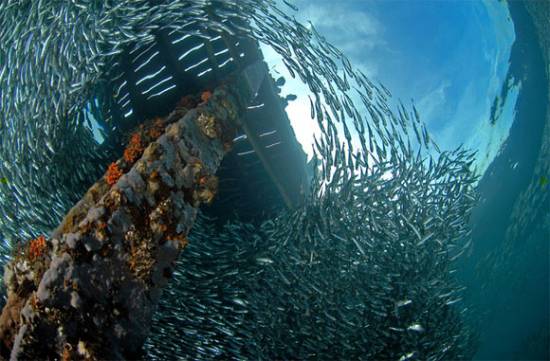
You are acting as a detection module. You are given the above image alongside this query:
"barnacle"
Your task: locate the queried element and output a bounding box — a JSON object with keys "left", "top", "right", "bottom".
{"left": 123, "top": 133, "right": 144, "bottom": 163}
{"left": 105, "top": 163, "right": 123, "bottom": 186}
{"left": 28, "top": 235, "right": 47, "bottom": 261}
{"left": 128, "top": 238, "right": 155, "bottom": 281}
{"left": 105, "top": 188, "right": 123, "bottom": 210}
{"left": 196, "top": 113, "right": 219, "bottom": 139}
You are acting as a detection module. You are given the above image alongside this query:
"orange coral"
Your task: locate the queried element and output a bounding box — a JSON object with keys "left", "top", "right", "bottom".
{"left": 105, "top": 162, "right": 123, "bottom": 186}
{"left": 123, "top": 133, "right": 144, "bottom": 163}
{"left": 147, "top": 118, "right": 164, "bottom": 139}
{"left": 28, "top": 235, "right": 47, "bottom": 261}
{"left": 200, "top": 90, "right": 212, "bottom": 104}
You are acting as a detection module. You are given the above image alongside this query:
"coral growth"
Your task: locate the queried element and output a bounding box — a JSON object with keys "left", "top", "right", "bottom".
{"left": 28, "top": 235, "right": 46, "bottom": 261}
{"left": 105, "top": 162, "right": 123, "bottom": 186}
{"left": 0, "top": 85, "right": 239, "bottom": 361}
{"left": 173, "top": 235, "right": 188, "bottom": 249}
{"left": 128, "top": 236, "right": 155, "bottom": 282}
{"left": 124, "top": 133, "right": 144, "bottom": 163}
{"left": 193, "top": 175, "right": 218, "bottom": 205}
{"left": 147, "top": 118, "right": 165, "bottom": 139}
{"left": 200, "top": 90, "right": 212, "bottom": 104}
{"left": 123, "top": 119, "right": 165, "bottom": 165}
{"left": 196, "top": 113, "right": 219, "bottom": 139}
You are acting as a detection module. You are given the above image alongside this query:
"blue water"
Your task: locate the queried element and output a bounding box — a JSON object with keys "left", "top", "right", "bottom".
{"left": 0, "top": 1, "right": 547, "bottom": 359}
{"left": 461, "top": 1, "right": 549, "bottom": 359}
{"left": 287, "top": 1, "right": 550, "bottom": 359}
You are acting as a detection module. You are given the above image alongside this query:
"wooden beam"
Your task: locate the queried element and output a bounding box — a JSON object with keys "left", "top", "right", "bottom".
{"left": 0, "top": 85, "right": 241, "bottom": 360}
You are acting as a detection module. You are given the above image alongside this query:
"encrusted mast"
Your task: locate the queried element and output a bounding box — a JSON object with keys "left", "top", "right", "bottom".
{"left": 0, "top": 86, "right": 240, "bottom": 360}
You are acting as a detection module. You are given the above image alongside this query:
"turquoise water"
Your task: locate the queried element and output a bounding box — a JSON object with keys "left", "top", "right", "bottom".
{"left": 278, "top": 2, "right": 549, "bottom": 358}
{"left": 275, "top": 2, "right": 549, "bottom": 357}
{"left": 0, "top": 1, "right": 547, "bottom": 360}
{"left": 461, "top": 2, "right": 549, "bottom": 359}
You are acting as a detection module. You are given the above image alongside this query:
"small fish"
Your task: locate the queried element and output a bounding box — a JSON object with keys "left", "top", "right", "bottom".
{"left": 282, "top": 0, "right": 299, "bottom": 12}
{"left": 407, "top": 323, "right": 425, "bottom": 332}
{"left": 446, "top": 298, "right": 463, "bottom": 306}
{"left": 0, "top": 2, "right": 478, "bottom": 360}
{"left": 255, "top": 257, "right": 274, "bottom": 265}
{"left": 398, "top": 351, "right": 418, "bottom": 361}
{"left": 396, "top": 299, "right": 412, "bottom": 308}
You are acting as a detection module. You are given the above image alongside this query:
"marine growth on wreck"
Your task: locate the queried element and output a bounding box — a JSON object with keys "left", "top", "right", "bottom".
{"left": 0, "top": 1, "right": 479, "bottom": 360}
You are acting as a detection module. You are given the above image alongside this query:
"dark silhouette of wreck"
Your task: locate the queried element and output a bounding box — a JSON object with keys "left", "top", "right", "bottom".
{"left": 100, "top": 25, "right": 309, "bottom": 221}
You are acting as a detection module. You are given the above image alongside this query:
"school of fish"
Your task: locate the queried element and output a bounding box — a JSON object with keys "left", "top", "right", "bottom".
{"left": 0, "top": 1, "right": 479, "bottom": 360}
